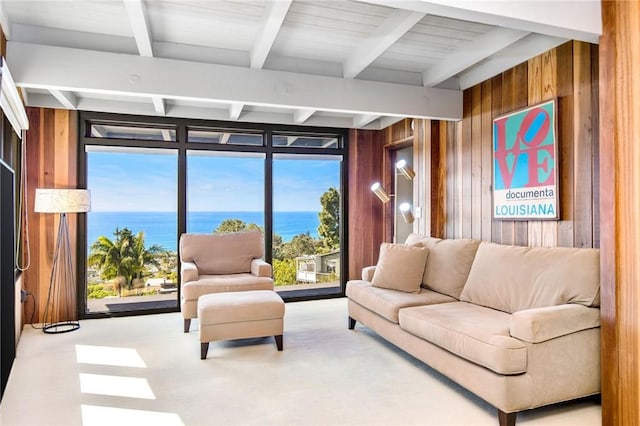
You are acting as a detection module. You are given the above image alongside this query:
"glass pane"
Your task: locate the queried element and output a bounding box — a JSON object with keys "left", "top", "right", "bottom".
{"left": 273, "top": 134, "right": 339, "bottom": 149}
{"left": 188, "top": 129, "right": 264, "bottom": 146}
{"left": 187, "top": 151, "right": 265, "bottom": 235}
{"left": 90, "top": 124, "right": 176, "bottom": 141}
{"left": 272, "top": 155, "right": 341, "bottom": 291}
{"left": 86, "top": 147, "right": 178, "bottom": 314}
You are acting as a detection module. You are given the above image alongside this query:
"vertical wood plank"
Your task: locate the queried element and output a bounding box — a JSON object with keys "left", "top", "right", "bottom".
{"left": 573, "top": 41, "right": 594, "bottom": 248}
{"left": 599, "top": 2, "right": 640, "bottom": 423}
{"left": 590, "top": 43, "right": 600, "bottom": 249}
{"left": 490, "top": 75, "right": 503, "bottom": 243}
{"left": 480, "top": 80, "right": 493, "bottom": 242}
{"left": 461, "top": 90, "right": 473, "bottom": 239}
{"left": 470, "top": 84, "right": 483, "bottom": 240}
{"left": 500, "top": 68, "right": 516, "bottom": 245}
{"left": 556, "top": 41, "right": 575, "bottom": 247}
{"left": 433, "top": 121, "right": 448, "bottom": 239}
{"left": 540, "top": 49, "right": 559, "bottom": 247}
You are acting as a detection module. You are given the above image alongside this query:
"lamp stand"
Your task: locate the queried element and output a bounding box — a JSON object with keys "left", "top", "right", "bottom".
{"left": 42, "top": 213, "right": 80, "bottom": 334}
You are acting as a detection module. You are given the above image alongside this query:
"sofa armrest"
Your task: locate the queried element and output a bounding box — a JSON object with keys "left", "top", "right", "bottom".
{"left": 510, "top": 304, "right": 601, "bottom": 343}
{"left": 251, "top": 259, "right": 272, "bottom": 277}
{"left": 361, "top": 266, "right": 376, "bottom": 282}
{"left": 181, "top": 261, "right": 199, "bottom": 283}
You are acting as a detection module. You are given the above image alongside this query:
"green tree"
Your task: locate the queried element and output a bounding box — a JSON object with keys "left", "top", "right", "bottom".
{"left": 273, "top": 259, "right": 297, "bottom": 286}
{"left": 214, "top": 219, "right": 263, "bottom": 234}
{"left": 279, "top": 232, "right": 318, "bottom": 259}
{"left": 318, "top": 187, "right": 340, "bottom": 251}
{"left": 88, "top": 227, "right": 162, "bottom": 293}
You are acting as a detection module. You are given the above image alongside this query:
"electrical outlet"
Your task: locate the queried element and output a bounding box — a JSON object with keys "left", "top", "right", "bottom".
{"left": 20, "top": 289, "right": 28, "bottom": 303}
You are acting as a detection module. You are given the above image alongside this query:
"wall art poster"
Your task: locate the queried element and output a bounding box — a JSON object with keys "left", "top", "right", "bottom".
{"left": 492, "top": 99, "right": 559, "bottom": 220}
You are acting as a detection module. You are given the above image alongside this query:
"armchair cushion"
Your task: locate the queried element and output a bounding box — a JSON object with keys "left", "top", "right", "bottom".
{"left": 181, "top": 261, "right": 198, "bottom": 283}
{"left": 251, "top": 259, "right": 272, "bottom": 278}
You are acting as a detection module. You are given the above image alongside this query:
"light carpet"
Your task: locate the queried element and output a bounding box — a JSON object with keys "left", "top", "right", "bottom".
{"left": 0, "top": 298, "right": 600, "bottom": 426}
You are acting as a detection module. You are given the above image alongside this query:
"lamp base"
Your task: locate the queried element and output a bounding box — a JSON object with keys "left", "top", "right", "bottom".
{"left": 42, "top": 321, "right": 80, "bottom": 334}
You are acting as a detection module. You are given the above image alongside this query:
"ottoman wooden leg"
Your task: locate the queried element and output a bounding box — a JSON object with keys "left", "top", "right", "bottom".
{"left": 200, "top": 342, "right": 209, "bottom": 360}
{"left": 274, "top": 335, "right": 283, "bottom": 351}
{"left": 184, "top": 319, "right": 191, "bottom": 333}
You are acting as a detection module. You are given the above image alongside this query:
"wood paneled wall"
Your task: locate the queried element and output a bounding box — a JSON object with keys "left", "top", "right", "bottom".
{"left": 444, "top": 41, "right": 599, "bottom": 248}
{"left": 23, "top": 107, "right": 78, "bottom": 323}
{"left": 599, "top": 1, "right": 640, "bottom": 424}
{"left": 347, "top": 128, "right": 385, "bottom": 280}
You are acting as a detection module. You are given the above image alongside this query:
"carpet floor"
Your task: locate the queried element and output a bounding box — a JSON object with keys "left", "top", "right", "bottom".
{"left": 0, "top": 298, "right": 601, "bottom": 426}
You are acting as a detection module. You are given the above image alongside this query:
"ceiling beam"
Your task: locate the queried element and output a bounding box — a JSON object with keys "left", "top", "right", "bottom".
{"left": 152, "top": 96, "right": 165, "bottom": 115}
{"left": 250, "top": 0, "right": 292, "bottom": 69}
{"left": 360, "top": 0, "right": 600, "bottom": 43}
{"left": 343, "top": 9, "right": 425, "bottom": 79}
{"left": 229, "top": 103, "right": 243, "bottom": 120}
{"left": 353, "top": 114, "right": 380, "bottom": 128}
{"left": 422, "top": 27, "right": 529, "bottom": 87}
{"left": 293, "top": 108, "right": 315, "bottom": 124}
{"left": 458, "top": 35, "right": 566, "bottom": 90}
{"left": 123, "top": 0, "right": 154, "bottom": 57}
{"left": 9, "top": 42, "right": 463, "bottom": 120}
{"left": 160, "top": 129, "right": 172, "bottom": 142}
{"left": 49, "top": 89, "right": 77, "bottom": 109}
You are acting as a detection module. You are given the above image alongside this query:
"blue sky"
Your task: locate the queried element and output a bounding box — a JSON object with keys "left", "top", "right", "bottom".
{"left": 87, "top": 150, "right": 340, "bottom": 212}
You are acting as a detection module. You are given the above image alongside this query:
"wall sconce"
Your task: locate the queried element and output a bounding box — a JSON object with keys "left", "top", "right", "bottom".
{"left": 399, "top": 202, "right": 415, "bottom": 224}
{"left": 395, "top": 159, "right": 415, "bottom": 181}
{"left": 371, "top": 182, "right": 391, "bottom": 203}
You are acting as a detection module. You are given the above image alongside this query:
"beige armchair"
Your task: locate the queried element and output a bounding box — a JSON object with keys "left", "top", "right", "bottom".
{"left": 179, "top": 231, "right": 274, "bottom": 332}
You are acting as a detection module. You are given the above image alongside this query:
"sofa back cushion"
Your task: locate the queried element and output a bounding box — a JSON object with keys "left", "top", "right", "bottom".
{"left": 460, "top": 242, "right": 600, "bottom": 313}
{"left": 179, "top": 231, "right": 264, "bottom": 275}
{"left": 422, "top": 238, "right": 481, "bottom": 299}
{"left": 371, "top": 243, "right": 429, "bottom": 293}
{"left": 405, "top": 233, "right": 442, "bottom": 248}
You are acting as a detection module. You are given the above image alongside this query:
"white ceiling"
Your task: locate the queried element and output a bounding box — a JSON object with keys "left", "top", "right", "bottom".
{"left": 1, "top": 0, "right": 601, "bottom": 129}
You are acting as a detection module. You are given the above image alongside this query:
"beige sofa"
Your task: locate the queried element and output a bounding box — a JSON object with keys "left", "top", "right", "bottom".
{"left": 347, "top": 234, "right": 601, "bottom": 426}
{"left": 179, "top": 231, "right": 274, "bottom": 332}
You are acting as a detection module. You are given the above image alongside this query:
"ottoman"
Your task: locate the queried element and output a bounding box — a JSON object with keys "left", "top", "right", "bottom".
{"left": 197, "top": 290, "right": 285, "bottom": 359}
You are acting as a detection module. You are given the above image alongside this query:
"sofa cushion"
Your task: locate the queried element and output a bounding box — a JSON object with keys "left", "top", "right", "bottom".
{"left": 180, "top": 231, "right": 264, "bottom": 275}
{"left": 346, "top": 280, "right": 456, "bottom": 323}
{"left": 371, "top": 243, "right": 429, "bottom": 293}
{"left": 181, "top": 274, "right": 274, "bottom": 301}
{"left": 399, "top": 302, "right": 527, "bottom": 375}
{"left": 460, "top": 242, "right": 600, "bottom": 313}
{"left": 422, "top": 238, "right": 481, "bottom": 299}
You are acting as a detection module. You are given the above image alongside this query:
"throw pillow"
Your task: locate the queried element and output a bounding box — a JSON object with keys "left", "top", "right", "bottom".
{"left": 372, "top": 243, "right": 429, "bottom": 293}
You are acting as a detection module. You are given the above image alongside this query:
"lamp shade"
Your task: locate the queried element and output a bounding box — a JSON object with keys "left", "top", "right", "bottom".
{"left": 395, "top": 160, "right": 415, "bottom": 180}
{"left": 34, "top": 189, "right": 91, "bottom": 213}
{"left": 371, "top": 182, "right": 391, "bottom": 203}
{"left": 399, "top": 202, "right": 415, "bottom": 224}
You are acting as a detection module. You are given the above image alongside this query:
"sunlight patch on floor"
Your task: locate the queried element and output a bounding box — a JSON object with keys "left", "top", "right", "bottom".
{"left": 79, "top": 374, "right": 155, "bottom": 399}
{"left": 75, "top": 345, "right": 147, "bottom": 368}
{"left": 81, "top": 404, "right": 184, "bottom": 426}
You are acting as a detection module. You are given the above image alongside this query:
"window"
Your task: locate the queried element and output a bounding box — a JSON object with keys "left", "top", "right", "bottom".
{"left": 80, "top": 113, "right": 347, "bottom": 318}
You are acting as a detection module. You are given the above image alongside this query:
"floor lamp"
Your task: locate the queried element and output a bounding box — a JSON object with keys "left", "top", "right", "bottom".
{"left": 34, "top": 188, "right": 91, "bottom": 334}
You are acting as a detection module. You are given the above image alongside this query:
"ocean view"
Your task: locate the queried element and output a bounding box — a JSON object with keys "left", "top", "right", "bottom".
{"left": 87, "top": 211, "right": 320, "bottom": 251}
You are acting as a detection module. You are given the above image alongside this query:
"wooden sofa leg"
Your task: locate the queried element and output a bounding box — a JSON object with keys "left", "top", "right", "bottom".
{"left": 498, "top": 410, "right": 517, "bottom": 426}
{"left": 200, "top": 342, "right": 209, "bottom": 360}
{"left": 348, "top": 316, "right": 356, "bottom": 330}
{"left": 274, "top": 335, "right": 283, "bottom": 351}
{"left": 184, "top": 319, "right": 191, "bottom": 333}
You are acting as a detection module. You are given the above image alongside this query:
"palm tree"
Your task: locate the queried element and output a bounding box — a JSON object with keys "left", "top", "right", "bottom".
{"left": 88, "top": 227, "right": 161, "bottom": 294}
